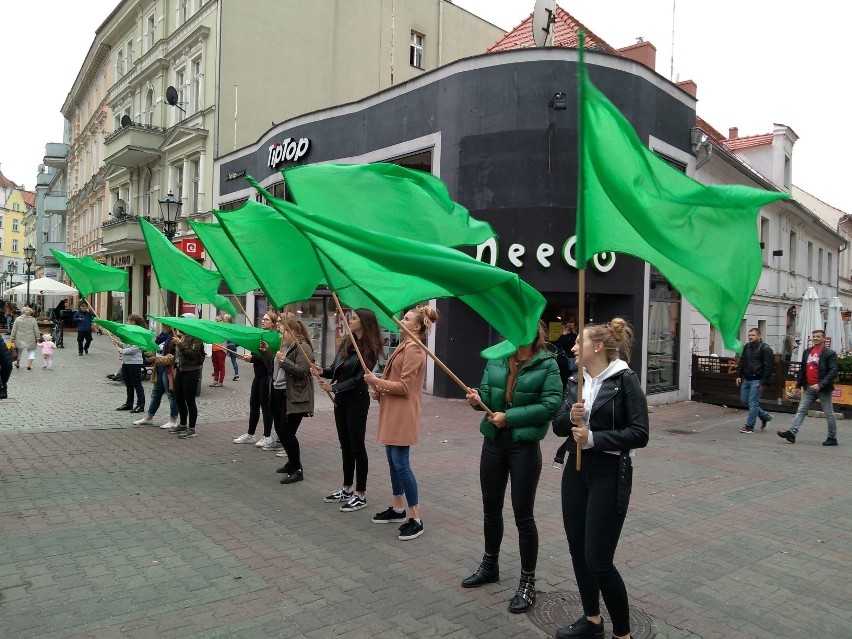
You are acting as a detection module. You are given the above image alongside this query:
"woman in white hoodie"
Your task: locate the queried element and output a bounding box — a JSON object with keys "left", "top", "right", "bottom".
{"left": 551, "top": 318, "right": 649, "bottom": 639}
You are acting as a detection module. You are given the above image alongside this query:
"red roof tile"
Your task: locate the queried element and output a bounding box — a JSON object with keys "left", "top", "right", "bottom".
{"left": 723, "top": 133, "right": 773, "bottom": 151}
{"left": 695, "top": 116, "right": 727, "bottom": 143}
{"left": 22, "top": 191, "right": 36, "bottom": 207}
{"left": 487, "top": 6, "right": 619, "bottom": 55}
{"left": 0, "top": 167, "right": 19, "bottom": 189}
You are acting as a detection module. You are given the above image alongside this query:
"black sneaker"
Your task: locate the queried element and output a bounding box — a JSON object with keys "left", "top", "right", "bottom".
{"left": 178, "top": 428, "right": 196, "bottom": 439}
{"left": 777, "top": 430, "right": 796, "bottom": 444}
{"left": 169, "top": 424, "right": 188, "bottom": 435}
{"left": 823, "top": 437, "right": 838, "bottom": 446}
{"left": 323, "top": 488, "right": 353, "bottom": 503}
{"left": 760, "top": 413, "right": 772, "bottom": 430}
{"left": 280, "top": 469, "right": 303, "bottom": 484}
{"left": 555, "top": 615, "right": 605, "bottom": 639}
{"left": 398, "top": 518, "right": 424, "bottom": 540}
{"left": 372, "top": 507, "right": 407, "bottom": 524}
{"left": 339, "top": 494, "right": 367, "bottom": 512}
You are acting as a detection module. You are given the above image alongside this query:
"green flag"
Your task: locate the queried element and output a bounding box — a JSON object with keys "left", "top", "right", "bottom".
{"left": 284, "top": 163, "right": 495, "bottom": 247}
{"left": 574, "top": 45, "right": 788, "bottom": 353}
{"left": 187, "top": 220, "right": 259, "bottom": 295}
{"left": 50, "top": 249, "right": 129, "bottom": 298}
{"left": 138, "top": 218, "right": 237, "bottom": 317}
{"left": 154, "top": 315, "right": 280, "bottom": 354}
{"left": 222, "top": 178, "right": 544, "bottom": 347}
{"left": 93, "top": 318, "right": 158, "bottom": 352}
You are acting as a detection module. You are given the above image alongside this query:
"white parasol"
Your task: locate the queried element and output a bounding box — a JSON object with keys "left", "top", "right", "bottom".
{"left": 825, "top": 296, "right": 845, "bottom": 353}
{"left": 793, "top": 286, "right": 823, "bottom": 362}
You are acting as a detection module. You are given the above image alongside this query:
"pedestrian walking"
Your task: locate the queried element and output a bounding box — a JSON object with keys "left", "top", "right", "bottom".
{"left": 274, "top": 318, "right": 315, "bottom": 484}
{"left": 133, "top": 324, "right": 179, "bottom": 429}
{"left": 1, "top": 334, "right": 12, "bottom": 399}
{"left": 778, "top": 329, "right": 839, "bottom": 446}
{"left": 37, "top": 333, "right": 57, "bottom": 369}
{"left": 222, "top": 313, "right": 240, "bottom": 381}
{"left": 462, "top": 321, "right": 562, "bottom": 614}
{"left": 551, "top": 318, "right": 649, "bottom": 639}
{"left": 312, "top": 308, "right": 382, "bottom": 513}
{"left": 735, "top": 327, "right": 774, "bottom": 433}
{"left": 115, "top": 314, "right": 147, "bottom": 413}
{"left": 10, "top": 306, "right": 40, "bottom": 370}
{"left": 233, "top": 311, "right": 276, "bottom": 446}
{"left": 209, "top": 315, "right": 227, "bottom": 387}
{"left": 72, "top": 301, "right": 95, "bottom": 355}
{"left": 170, "top": 314, "right": 206, "bottom": 439}
{"left": 364, "top": 305, "right": 439, "bottom": 541}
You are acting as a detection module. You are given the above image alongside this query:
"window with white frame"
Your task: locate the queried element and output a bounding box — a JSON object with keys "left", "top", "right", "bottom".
{"left": 191, "top": 158, "right": 200, "bottom": 214}
{"left": 176, "top": 69, "right": 186, "bottom": 122}
{"left": 116, "top": 49, "right": 125, "bottom": 76}
{"left": 147, "top": 13, "right": 156, "bottom": 50}
{"left": 12, "top": 218, "right": 19, "bottom": 230}
{"left": 126, "top": 39, "right": 134, "bottom": 69}
{"left": 828, "top": 252, "right": 833, "bottom": 286}
{"left": 818, "top": 247, "right": 824, "bottom": 282}
{"left": 0, "top": 238, "right": 3, "bottom": 251}
{"left": 179, "top": 0, "right": 189, "bottom": 25}
{"left": 191, "top": 57, "right": 203, "bottom": 114}
{"left": 807, "top": 242, "right": 813, "bottom": 278}
{"left": 145, "top": 87, "right": 155, "bottom": 125}
{"left": 12, "top": 203, "right": 20, "bottom": 213}
{"left": 12, "top": 239, "right": 19, "bottom": 253}
{"left": 176, "top": 166, "right": 184, "bottom": 205}
{"left": 410, "top": 31, "right": 424, "bottom": 69}
{"left": 144, "top": 172, "right": 153, "bottom": 218}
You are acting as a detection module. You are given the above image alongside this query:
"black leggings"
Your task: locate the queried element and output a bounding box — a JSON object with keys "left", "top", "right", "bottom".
{"left": 122, "top": 363, "right": 145, "bottom": 408}
{"left": 174, "top": 368, "right": 200, "bottom": 429}
{"left": 562, "top": 453, "right": 630, "bottom": 637}
{"left": 248, "top": 375, "right": 272, "bottom": 437}
{"left": 479, "top": 430, "right": 542, "bottom": 573}
{"left": 275, "top": 407, "right": 306, "bottom": 470}
{"left": 333, "top": 390, "right": 370, "bottom": 493}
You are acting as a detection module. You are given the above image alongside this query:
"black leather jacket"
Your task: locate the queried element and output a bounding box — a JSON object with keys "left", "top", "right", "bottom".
{"left": 552, "top": 368, "right": 649, "bottom": 453}
{"left": 321, "top": 345, "right": 376, "bottom": 395}
{"left": 737, "top": 340, "right": 774, "bottom": 384}
{"left": 796, "top": 346, "right": 838, "bottom": 392}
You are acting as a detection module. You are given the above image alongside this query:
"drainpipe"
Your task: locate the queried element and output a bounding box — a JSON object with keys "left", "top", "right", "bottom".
{"left": 695, "top": 140, "right": 712, "bottom": 170}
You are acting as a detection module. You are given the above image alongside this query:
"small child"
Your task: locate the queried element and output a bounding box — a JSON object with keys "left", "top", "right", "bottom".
{"left": 37, "top": 333, "right": 57, "bottom": 370}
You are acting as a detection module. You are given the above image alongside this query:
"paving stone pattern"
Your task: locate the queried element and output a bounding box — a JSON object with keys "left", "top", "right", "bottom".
{"left": 1, "top": 335, "right": 850, "bottom": 638}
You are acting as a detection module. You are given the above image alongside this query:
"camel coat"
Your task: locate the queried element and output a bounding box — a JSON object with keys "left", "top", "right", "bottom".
{"left": 374, "top": 339, "right": 427, "bottom": 446}
{"left": 11, "top": 315, "right": 40, "bottom": 350}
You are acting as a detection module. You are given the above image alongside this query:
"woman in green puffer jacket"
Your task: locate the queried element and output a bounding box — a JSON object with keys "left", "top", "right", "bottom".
{"left": 462, "top": 322, "right": 563, "bottom": 615}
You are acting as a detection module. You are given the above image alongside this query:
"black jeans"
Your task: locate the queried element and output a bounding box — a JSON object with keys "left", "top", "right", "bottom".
{"left": 479, "top": 430, "right": 542, "bottom": 573}
{"left": 77, "top": 330, "right": 92, "bottom": 354}
{"left": 270, "top": 387, "right": 286, "bottom": 439}
{"left": 333, "top": 389, "right": 370, "bottom": 493}
{"left": 562, "top": 453, "right": 631, "bottom": 637}
{"left": 248, "top": 374, "right": 272, "bottom": 437}
{"left": 275, "top": 408, "right": 306, "bottom": 470}
{"left": 122, "top": 363, "right": 145, "bottom": 409}
{"left": 174, "top": 368, "right": 200, "bottom": 429}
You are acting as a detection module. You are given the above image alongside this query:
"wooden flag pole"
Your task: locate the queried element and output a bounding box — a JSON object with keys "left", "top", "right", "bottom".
{"left": 391, "top": 316, "right": 495, "bottom": 418}
{"left": 330, "top": 292, "right": 370, "bottom": 374}
{"left": 278, "top": 318, "right": 336, "bottom": 407}
{"left": 576, "top": 270, "right": 586, "bottom": 471}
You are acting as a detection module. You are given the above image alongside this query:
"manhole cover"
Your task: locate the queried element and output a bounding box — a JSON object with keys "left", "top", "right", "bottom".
{"left": 528, "top": 591, "right": 654, "bottom": 638}
{"left": 666, "top": 429, "right": 695, "bottom": 435}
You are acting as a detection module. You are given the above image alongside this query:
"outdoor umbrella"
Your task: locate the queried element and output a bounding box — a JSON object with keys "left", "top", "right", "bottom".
{"left": 825, "top": 296, "right": 845, "bottom": 353}
{"left": 793, "top": 286, "right": 823, "bottom": 362}
{"left": 4, "top": 277, "right": 78, "bottom": 297}
{"left": 154, "top": 316, "right": 281, "bottom": 354}
{"left": 93, "top": 319, "right": 158, "bottom": 352}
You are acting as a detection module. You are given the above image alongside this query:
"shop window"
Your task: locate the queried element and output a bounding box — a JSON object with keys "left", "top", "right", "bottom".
{"left": 410, "top": 31, "right": 424, "bottom": 69}
{"left": 647, "top": 268, "right": 680, "bottom": 394}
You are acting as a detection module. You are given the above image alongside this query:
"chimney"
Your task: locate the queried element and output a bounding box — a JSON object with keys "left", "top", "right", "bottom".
{"left": 676, "top": 80, "right": 698, "bottom": 98}
{"left": 728, "top": 127, "right": 739, "bottom": 140}
{"left": 616, "top": 41, "right": 657, "bottom": 71}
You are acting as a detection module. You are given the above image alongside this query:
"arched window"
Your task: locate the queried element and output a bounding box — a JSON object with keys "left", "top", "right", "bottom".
{"left": 145, "top": 88, "right": 155, "bottom": 126}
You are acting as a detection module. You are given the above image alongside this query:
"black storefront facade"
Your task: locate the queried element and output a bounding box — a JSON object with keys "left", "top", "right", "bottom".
{"left": 214, "top": 48, "right": 696, "bottom": 403}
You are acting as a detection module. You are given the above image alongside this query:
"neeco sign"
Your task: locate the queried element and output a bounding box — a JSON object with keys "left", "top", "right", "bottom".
{"left": 475, "top": 235, "right": 616, "bottom": 272}
{"left": 267, "top": 137, "right": 311, "bottom": 169}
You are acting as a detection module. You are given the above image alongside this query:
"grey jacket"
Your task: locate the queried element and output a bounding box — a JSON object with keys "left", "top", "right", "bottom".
{"left": 11, "top": 315, "right": 40, "bottom": 349}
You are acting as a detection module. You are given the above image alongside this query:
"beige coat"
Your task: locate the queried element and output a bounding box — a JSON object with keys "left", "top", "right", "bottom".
{"left": 11, "top": 315, "right": 40, "bottom": 350}
{"left": 374, "top": 339, "right": 427, "bottom": 446}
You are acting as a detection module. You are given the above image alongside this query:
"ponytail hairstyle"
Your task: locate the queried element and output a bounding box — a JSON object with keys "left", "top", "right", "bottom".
{"left": 408, "top": 304, "right": 439, "bottom": 340}
{"left": 585, "top": 317, "right": 634, "bottom": 363}
{"left": 340, "top": 308, "right": 382, "bottom": 370}
{"left": 283, "top": 318, "right": 312, "bottom": 344}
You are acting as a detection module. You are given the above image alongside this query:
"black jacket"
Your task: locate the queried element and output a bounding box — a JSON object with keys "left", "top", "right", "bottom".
{"left": 552, "top": 368, "right": 649, "bottom": 453}
{"left": 321, "top": 344, "right": 377, "bottom": 395}
{"left": 796, "top": 346, "right": 838, "bottom": 392}
{"left": 737, "top": 340, "right": 774, "bottom": 384}
{"left": 1, "top": 335, "right": 12, "bottom": 385}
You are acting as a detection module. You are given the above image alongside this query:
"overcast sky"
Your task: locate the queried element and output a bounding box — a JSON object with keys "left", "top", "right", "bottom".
{"left": 2, "top": 0, "right": 848, "bottom": 213}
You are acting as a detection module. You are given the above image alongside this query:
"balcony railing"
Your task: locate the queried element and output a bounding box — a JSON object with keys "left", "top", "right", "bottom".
{"left": 44, "top": 192, "right": 68, "bottom": 214}
{"left": 103, "top": 122, "right": 168, "bottom": 169}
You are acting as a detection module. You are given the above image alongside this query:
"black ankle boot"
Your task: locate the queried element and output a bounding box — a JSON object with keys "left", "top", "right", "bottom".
{"left": 461, "top": 554, "right": 499, "bottom": 588}
{"left": 508, "top": 573, "right": 536, "bottom": 613}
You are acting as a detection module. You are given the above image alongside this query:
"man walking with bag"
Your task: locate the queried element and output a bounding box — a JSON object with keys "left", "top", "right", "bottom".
{"left": 736, "top": 327, "right": 774, "bottom": 433}
{"left": 778, "top": 329, "right": 839, "bottom": 446}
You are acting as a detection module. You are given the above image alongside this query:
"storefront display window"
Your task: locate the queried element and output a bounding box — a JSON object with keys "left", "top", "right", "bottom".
{"left": 647, "top": 268, "right": 680, "bottom": 394}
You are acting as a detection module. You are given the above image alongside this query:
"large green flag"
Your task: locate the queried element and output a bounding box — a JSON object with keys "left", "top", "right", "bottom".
{"left": 138, "top": 218, "right": 237, "bottom": 317}
{"left": 218, "top": 179, "right": 544, "bottom": 347}
{"left": 574, "top": 47, "right": 788, "bottom": 353}
{"left": 187, "top": 220, "right": 259, "bottom": 295}
{"left": 283, "top": 163, "right": 494, "bottom": 247}
{"left": 93, "top": 318, "right": 158, "bottom": 352}
{"left": 154, "top": 315, "right": 280, "bottom": 354}
{"left": 50, "top": 249, "right": 129, "bottom": 298}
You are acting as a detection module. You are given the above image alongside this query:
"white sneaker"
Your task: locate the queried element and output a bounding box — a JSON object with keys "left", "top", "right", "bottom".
{"left": 234, "top": 433, "right": 257, "bottom": 444}
{"left": 255, "top": 436, "right": 273, "bottom": 448}
{"left": 133, "top": 416, "right": 154, "bottom": 425}
{"left": 275, "top": 450, "right": 289, "bottom": 458}
{"left": 160, "top": 421, "right": 177, "bottom": 429}
{"left": 263, "top": 440, "right": 283, "bottom": 451}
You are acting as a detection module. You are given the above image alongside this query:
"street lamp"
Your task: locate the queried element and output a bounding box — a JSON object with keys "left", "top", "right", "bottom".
{"left": 24, "top": 245, "right": 36, "bottom": 308}
{"left": 158, "top": 192, "right": 182, "bottom": 240}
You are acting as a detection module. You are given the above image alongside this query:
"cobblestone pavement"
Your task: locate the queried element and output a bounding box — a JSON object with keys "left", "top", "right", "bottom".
{"left": 1, "top": 334, "right": 850, "bottom": 638}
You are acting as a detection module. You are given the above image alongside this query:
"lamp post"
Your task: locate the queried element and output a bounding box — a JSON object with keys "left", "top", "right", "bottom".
{"left": 157, "top": 192, "right": 182, "bottom": 240}
{"left": 24, "top": 245, "right": 36, "bottom": 308}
